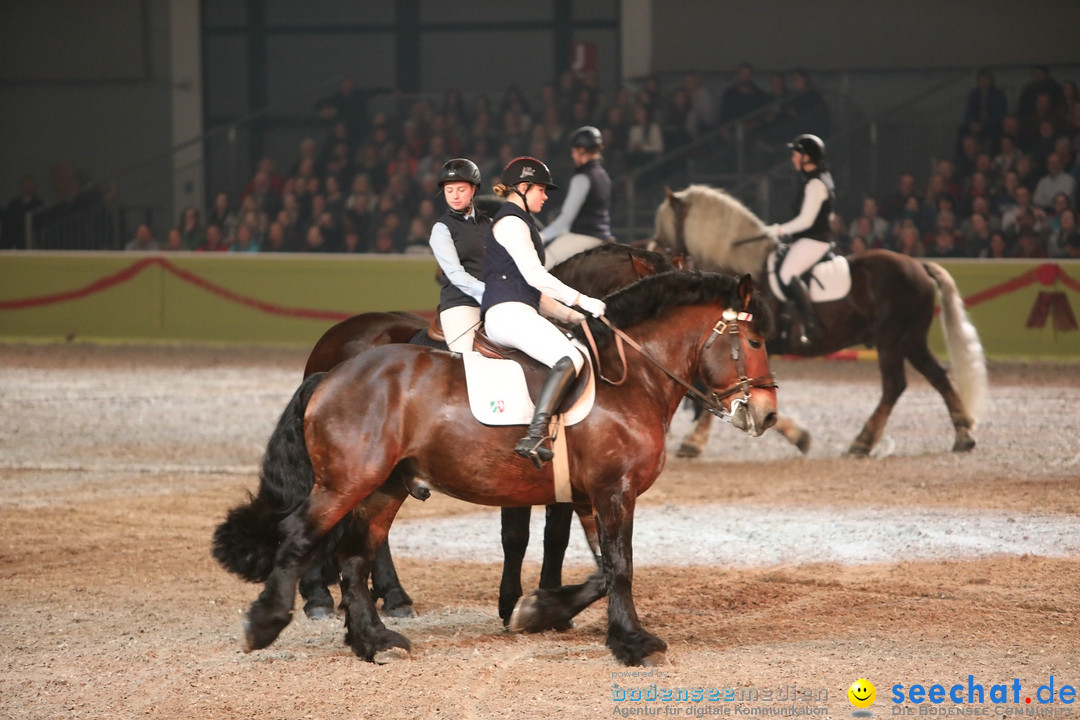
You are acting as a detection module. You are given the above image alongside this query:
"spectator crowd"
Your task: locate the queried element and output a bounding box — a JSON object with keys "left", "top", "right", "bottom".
{"left": 99, "top": 65, "right": 828, "bottom": 256}
{"left": 4, "top": 64, "right": 1078, "bottom": 260}
{"left": 834, "top": 66, "right": 1080, "bottom": 260}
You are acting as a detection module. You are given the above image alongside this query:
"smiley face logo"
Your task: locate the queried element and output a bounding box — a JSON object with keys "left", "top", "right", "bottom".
{"left": 848, "top": 678, "right": 876, "bottom": 708}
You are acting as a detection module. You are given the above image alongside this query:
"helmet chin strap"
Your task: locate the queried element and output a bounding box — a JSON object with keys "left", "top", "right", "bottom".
{"left": 513, "top": 183, "right": 534, "bottom": 214}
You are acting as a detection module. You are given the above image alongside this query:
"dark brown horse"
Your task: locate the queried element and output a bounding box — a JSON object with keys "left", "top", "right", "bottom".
{"left": 237, "top": 244, "right": 679, "bottom": 625}
{"left": 654, "top": 185, "right": 988, "bottom": 458}
{"left": 216, "top": 271, "right": 778, "bottom": 665}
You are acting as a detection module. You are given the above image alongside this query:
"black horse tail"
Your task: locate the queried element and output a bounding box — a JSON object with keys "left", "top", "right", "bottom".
{"left": 212, "top": 372, "right": 326, "bottom": 582}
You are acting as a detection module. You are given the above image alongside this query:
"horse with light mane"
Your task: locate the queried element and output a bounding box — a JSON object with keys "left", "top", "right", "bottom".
{"left": 654, "top": 184, "right": 988, "bottom": 457}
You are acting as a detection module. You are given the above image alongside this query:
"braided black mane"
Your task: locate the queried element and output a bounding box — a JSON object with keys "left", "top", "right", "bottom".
{"left": 574, "top": 270, "right": 774, "bottom": 348}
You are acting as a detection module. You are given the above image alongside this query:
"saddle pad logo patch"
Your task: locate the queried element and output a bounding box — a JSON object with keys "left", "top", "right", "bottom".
{"left": 490, "top": 399, "right": 506, "bottom": 413}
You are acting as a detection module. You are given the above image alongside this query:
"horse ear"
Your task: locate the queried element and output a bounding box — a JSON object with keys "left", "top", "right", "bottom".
{"left": 630, "top": 253, "right": 653, "bottom": 279}
{"left": 738, "top": 274, "right": 755, "bottom": 310}
{"left": 665, "top": 187, "right": 683, "bottom": 212}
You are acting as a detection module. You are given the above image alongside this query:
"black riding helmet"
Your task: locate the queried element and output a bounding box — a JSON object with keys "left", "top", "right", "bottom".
{"left": 569, "top": 125, "right": 604, "bottom": 151}
{"left": 501, "top": 156, "right": 557, "bottom": 215}
{"left": 788, "top": 134, "right": 826, "bottom": 165}
{"left": 500, "top": 156, "right": 558, "bottom": 189}
{"left": 438, "top": 158, "right": 482, "bottom": 187}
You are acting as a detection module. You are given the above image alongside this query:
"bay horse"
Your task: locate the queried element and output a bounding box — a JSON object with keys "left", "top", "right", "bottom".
{"left": 220, "top": 244, "right": 679, "bottom": 627}
{"left": 217, "top": 271, "right": 778, "bottom": 665}
{"left": 653, "top": 184, "right": 988, "bottom": 457}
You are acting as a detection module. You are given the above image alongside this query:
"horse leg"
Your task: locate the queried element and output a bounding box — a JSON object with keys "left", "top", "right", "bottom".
{"left": 498, "top": 506, "right": 530, "bottom": 627}
{"left": 370, "top": 537, "right": 417, "bottom": 618}
{"left": 338, "top": 480, "right": 412, "bottom": 663}
{"left": 298, "top": 548, "right": 337, "bottom": 620}
{"left": 905, "top": 341, "right": 976, "bottom": 453}
{"left": 774, "top": 414, "right": 812, "bottom": 454}
{"left": 848, "top": 347, "right": 907, "bottom": 457}
{"left": 509, "top": 571, "right": 606, "bottom": 633}
{"left": 594, "top": 487, "right": 667, "bottom": 666}
{"left": 243, "top": 500, "right": 331, "bottom": 651}
{"left": 297, "top": 519, "right": 346, "bottom": 620}
{"left": 537, "top": 503, "right": 576, "bottom": 630}
{"left": 509, "top": 506, "right": 605, "bottom": 633}
{"left": 677, "top": 410, "right": 713, "bottom": 458}
{"left": 539, "top": 504, "right": 573, "bottom": 588}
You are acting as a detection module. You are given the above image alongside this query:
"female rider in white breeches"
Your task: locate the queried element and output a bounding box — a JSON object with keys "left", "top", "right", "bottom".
{"left": 428, "top": 158, "right": 490, "bottom": 352}
{"left": 481, "top": 156, "right": 606, "bottom": 468}
{"left": 767, "top": 133, "right": 836, "bottom": 344}
{"left": 539, "top": 126, "right": 614, "bottom": 269}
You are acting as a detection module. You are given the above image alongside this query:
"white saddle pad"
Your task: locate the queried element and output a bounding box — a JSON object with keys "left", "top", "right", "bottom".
{"left": 461, "top": 346, "right": 595, "bottom": 427}
{"left": 767, "top": 250, "right": 852, "bottom": 302}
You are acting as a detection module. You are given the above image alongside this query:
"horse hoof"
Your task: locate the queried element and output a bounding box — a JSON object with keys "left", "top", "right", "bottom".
{"left": 373, "top": 647, "right": 410, "bottom": 665}
{"left": 382, "top": 603, "right": 418, "bottom": 619}
{"left": 242, "top": 611, "right": 292, "bottom": 653}
{"left": 952, "top": 437, "right": 976, "bottom": 453}
{"left": 846, "top": 444, "right": 871, "bottom": 458}
{"left": 641, "top": 652, "right": 670, "bottom": 667}
{"left": 508, "top": 595, "right": 537, "bottom": 633}
{"left": 553, "top": 619, "right": 576, "bottom": 632}
{"left": 304, "top": 605, "right": 335, "bottom": 621}
{"left": 676, "top": 443, "right": 702, "bottom": 459}
{"left": 795, "top": 431, "right": 812, "bottom": 455}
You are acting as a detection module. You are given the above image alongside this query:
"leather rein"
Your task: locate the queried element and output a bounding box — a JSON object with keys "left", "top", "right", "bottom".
{"left": 581, "top": 310, "right": 777, "bottom": 422}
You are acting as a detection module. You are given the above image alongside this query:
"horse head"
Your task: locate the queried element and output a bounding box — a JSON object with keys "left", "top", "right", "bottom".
{"left": 595, "top": 271, "right": 777, "bottom": 438}
{"left": 697, "top": 273, "right": 778, "bottom": 435}
{"left": 654, "top": 185, "right": 772, "bottom": 278}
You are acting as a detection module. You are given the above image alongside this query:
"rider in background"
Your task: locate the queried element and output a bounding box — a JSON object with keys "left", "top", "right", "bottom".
{"left": 768, "top": 133, "right": 834, "bottom": 346}
{"left": 429, "top": 158, "right": 491, "bottom": 352}
{"left": 539, "top": 126, "right": 614, "bottom": 269}
{"left": 482, "top": 157, "right": 606, "bottom": 468}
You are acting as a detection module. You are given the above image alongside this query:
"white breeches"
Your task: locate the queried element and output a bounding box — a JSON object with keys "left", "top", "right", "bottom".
{"left": 484, "top": 302, "right": 585, "bottom": 373}
{"left": 440, "top": 304, "right": 481, "bottom": 353}
{"left": 543, "top": 233, "right": 605, "bottom": 269}
{"left": 778, "top": 238, "right": 831, "bottom": 285}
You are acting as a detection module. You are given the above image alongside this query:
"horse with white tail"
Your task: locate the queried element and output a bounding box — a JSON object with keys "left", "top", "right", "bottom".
{"left": 654, "top": 184, "right": 988, "bottom": 458}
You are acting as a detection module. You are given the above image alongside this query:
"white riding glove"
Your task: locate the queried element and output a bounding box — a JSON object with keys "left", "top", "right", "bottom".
{"left": 577, "top": 294, "right": 606, "bottom": 318}
{"left": 539, "top": 293, "right": 586, "bottom": 325}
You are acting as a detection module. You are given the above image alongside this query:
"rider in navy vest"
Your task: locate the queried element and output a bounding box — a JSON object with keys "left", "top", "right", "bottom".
{"left": 429, "top": 158, "right": 491, "bottom": 352}
{"left": 481, "top": 156, "right": 607, "bottom": 468}
{"left": 539, "top": 126, "right": 614, "bottom": 269}
{"left": 767, "top": 133, "right": 835, "bottom": 346}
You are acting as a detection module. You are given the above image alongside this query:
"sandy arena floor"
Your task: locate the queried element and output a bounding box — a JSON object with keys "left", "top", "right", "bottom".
{"left": 1, "top": 343, "right": 1078, "bottom": 720}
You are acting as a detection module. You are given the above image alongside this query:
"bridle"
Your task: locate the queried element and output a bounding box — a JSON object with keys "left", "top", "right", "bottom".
{"left": 582, "top": 309, "right": 777, "bottom": 422}
{"left": 698, "top": 308, "right": 778, "bottom": 422}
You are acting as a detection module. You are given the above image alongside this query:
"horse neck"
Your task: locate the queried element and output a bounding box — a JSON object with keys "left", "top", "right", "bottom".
{"left": 553, "top": 253, "right": 641, "bottom": 297}
{"left": 686, "top": 193, "right": 769, "bottom": 276}
{"left": 599, "top": 305, "right": 711, "bottom": 416}
{"left": 731, "top": 239, "right": 772, "bottom": 278}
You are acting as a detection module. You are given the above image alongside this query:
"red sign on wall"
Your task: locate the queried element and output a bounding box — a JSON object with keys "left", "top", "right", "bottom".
{"left": 571, "top": 42, "right": 597, "bottom": 79}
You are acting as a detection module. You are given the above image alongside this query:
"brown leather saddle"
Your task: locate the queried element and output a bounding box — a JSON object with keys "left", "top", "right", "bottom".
{"left": 472, "top": 326, "right": 592, "bottom": 414}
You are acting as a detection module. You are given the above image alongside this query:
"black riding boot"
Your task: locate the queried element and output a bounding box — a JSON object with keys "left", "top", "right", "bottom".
{"left": 514, "top": 356, "right": 577, "bottom": 469}
{"left": 786, "top": 277, "right": 823, "bottom": 345}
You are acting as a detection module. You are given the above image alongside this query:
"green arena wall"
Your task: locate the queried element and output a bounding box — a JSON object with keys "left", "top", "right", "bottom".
{"left": 0, "top": 253, "right": 1078, "bottom": 360}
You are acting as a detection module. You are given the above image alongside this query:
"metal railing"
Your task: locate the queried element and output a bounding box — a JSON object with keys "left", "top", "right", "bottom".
{"left": 616, "top": 70, "right": 973, "bottom": 241}
{"left": 24, "top": 70, "right": 978, "bottom": 250}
